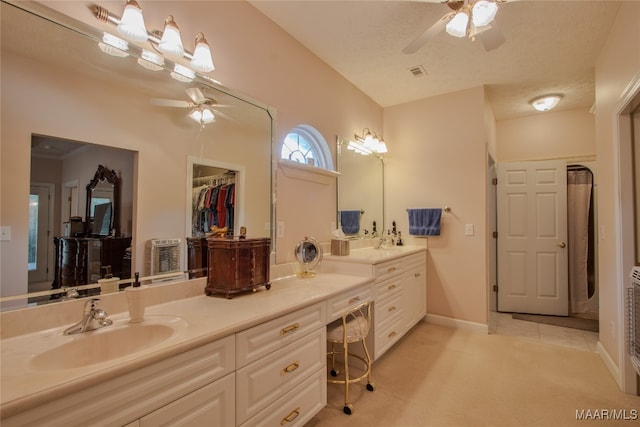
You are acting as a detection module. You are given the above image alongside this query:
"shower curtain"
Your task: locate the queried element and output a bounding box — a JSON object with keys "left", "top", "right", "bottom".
{"left": 567, "top": 168, "right": 593, "bottom": 313}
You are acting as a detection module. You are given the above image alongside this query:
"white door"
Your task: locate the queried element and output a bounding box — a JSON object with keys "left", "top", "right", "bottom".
{"left": 28, "top": 184, "right": 54, "bottom": 284}
{"left": 497, "top": 160, "right": 568, "bottom": 315}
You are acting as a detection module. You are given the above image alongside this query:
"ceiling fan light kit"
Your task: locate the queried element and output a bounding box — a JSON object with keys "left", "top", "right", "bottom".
{"left": 93, "top": 0, "right": 215, "bottom": 73}
{"left": 530, "top": 94, "right": 563, "bottom": 112}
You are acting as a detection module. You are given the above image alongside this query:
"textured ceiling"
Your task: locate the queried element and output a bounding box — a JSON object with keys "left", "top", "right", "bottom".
{"left": 249, "top": 0, "right": 622, "bottom": 120}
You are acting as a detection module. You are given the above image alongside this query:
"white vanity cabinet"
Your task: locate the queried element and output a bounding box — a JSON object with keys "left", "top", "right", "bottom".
{"left": 324, "top": 248, "right": 427, "bottom": 360}
{"left": 235, "top": 302, "right": 327, "bottom": 427}
{"left": 2, "top": 336, "right": 236, "bottom": 427}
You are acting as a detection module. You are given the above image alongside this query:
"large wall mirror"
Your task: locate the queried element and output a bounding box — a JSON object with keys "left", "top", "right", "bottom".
{"left": 1, "top": 1, "right": 273, "bottom": 309}
{"left": 336, "top": 136, "right": 384, "bottom": 238}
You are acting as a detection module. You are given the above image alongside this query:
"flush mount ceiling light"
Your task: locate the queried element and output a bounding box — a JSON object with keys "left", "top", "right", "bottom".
{"left": 93, "top": 1, "right": 215, "bottom": 73}
{"left": 530, "top": 94, "right": 563, "bottom": 112}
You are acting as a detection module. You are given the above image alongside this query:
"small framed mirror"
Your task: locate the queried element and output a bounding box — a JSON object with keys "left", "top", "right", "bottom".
{"left": 295, "top": 237, "right": 322, "bottom": 277}
{"left": 86, "top": 165, "right": 120, "bottom": 236}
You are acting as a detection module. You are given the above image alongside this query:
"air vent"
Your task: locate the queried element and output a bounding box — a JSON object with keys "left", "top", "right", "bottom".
{"left": 408, "top": 65, "right": 427, "bottom": 77}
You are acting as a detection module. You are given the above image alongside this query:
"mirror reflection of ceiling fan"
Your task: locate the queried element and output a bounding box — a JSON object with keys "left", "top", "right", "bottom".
{"left": 403, "top": 0, "right": 510, "bottom": 54}
{"left": 150, "top": 87, "right": 232, "bottom": 125}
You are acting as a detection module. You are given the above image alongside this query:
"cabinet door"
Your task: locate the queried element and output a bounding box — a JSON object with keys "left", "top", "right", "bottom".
{"left": 404, "top": 265, "right": 427, "bottom": 329}
{"left": 139, "top": 373, "right": 235, "bottom": 427}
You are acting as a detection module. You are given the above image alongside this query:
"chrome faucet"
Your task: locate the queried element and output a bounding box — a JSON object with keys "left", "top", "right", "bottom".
{"left": 63, "top": 298, "right": 113, "bottom": 335}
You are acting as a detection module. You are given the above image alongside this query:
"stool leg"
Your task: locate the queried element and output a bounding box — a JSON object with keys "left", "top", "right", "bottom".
{"left": 343, "top": 339, "right": 353, "bottom": 414}
{"left": 361, "top": 338, "right": 375, "bottom": 391}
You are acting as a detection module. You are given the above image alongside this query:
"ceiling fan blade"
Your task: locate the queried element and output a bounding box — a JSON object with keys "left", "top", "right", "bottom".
{"left": 186, "top": 87, "right": 207, "bottom": 104}
{"left": 212, "top": 109, "right": 237, "bottom": 123}
{"left": 476, "top": 24, "right": 505, "bottom": 51}
{"left": 402, "top": 13, "right": 452, "bottom": 54}
{"left": 150, "top": 98, "right": 192, "bottom": 108}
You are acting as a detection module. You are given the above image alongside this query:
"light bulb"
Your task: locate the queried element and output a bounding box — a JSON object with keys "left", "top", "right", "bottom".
{"left": 191, "top": 33, "right": 215, "bottom": 72}
{"left": 472, "top": 1, "right": 498, "bottom": 27}
{"left": 158, "top": 16, "right": 185, "bottom": 58}
{"left": 446, "top": 12, "right": 469, "bottom": 38}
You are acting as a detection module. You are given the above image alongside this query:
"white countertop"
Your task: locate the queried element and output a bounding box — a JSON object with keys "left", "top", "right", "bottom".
{"left": 0, "top": 272, "right": 373, "bottom": 418}
{"left": 324, "top": 245, "right": 425, "bottom": 264}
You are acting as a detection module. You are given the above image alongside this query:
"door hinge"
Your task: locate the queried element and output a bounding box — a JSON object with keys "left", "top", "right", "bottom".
{"left": 492, "top": 285, "right": 498, "bottom": 292}
{"left": 492, "top": 178, "right": 497, "bottom": 185}
{"left": 492, "top": 231, "right": 498, "bottom": 238}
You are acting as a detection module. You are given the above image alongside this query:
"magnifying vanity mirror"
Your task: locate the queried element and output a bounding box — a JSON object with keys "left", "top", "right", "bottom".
{"left": 1, "top": 1, "right": 274, "bottom": 310}
{"left": 295, "top": 237, "right": 322, "bottom": 277}
{"left": 336, "top": 136, "right": 385, "bottom": 238}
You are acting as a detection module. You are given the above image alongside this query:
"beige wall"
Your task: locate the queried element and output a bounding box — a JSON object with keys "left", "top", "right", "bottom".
{"left": 496, "top": 108, "right": 596, "bottom": 162}
{"left": 593, "top": 0, "right": 640, "bottom": 389}
{"left": 384, "top": 86, "right": 488, "bottom": 325}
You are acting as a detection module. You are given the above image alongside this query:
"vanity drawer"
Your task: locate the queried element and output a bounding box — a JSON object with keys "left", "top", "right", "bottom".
{"left": 240, "top": 368, "right": 327, "bottom": 427}
{"left": 403, "top": 252, "right": 425, "bottom": 271}
{"left": 236, "top": 302, "right": 325, "bottom": 368}
{"left": 373, "top": 258, "right": 404, "bottom": 283}
{"left": 374, "top": 275, "right": 404, "bottom": 300}
{"left": 375, "top": 314, "right": 405, "bottom": 359}
{"left": 236, "top": 327, "right": 326, "bottom": 424}
{"left": 374, "top": 290, "right": 405, "bottom": 328}
{"left": 325, "top": 284, "right": 372, "bottom": 322}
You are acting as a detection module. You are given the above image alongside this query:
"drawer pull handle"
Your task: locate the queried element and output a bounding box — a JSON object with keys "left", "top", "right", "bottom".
{"left": 348, "top": 296, "right": 361, "bottom": 304}
{"left": 280, "top": 323, "right": 299, "bottom": 336}
{"left": 281, "top": 407, "right": 301, "bottom": 425}
{"left": 388, "top": 306, "right": 396, "bottom": 312}
{"left": 387, "top": 266, "right": 396, "bottom": 273}
{"left": 388, "top": 331, "right": 397, "bottom": 338}
{"left": 281, "top": 361, "right": 300, "bottom": 376}
{"left": 388, "top": 284, "right": 396, "bottom": 290}
{"left": 415, "top": 272, "right": 421, "bottom": 278}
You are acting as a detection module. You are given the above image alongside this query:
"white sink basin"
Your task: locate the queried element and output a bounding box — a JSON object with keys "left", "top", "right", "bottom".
{"left": 29, "top": 315, "right": 187, "bottom": 371}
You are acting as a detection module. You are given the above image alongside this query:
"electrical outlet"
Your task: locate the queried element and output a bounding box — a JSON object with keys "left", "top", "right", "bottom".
{"left": 277, "top": 221, "right": 285, "bottom": 238}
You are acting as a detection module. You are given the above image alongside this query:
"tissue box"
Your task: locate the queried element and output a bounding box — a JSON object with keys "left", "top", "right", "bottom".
{"left": 331, "top": 239, "right": 350, "bottom": 256}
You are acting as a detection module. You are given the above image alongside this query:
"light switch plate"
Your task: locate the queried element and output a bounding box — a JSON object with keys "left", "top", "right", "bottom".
{"left": 0, "top": 226, "right": 11, "bottom": 241}
{"left": 464, "top": 224, "right": 474, "bottom": 236}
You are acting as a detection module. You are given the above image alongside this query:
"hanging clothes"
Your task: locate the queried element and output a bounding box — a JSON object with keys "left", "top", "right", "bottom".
{"left": 191, "top": 174, "right": 236, "bottom": 235}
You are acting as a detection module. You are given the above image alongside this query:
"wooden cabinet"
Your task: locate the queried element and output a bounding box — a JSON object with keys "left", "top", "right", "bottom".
{"left": 52, "top": 236, "right": 131, "bottom": 289}
{"left": 186, "top": 237, "right": 208, "bottom": 278}
{"left": 206, "top": 237, "right": 271, "bottom": 298}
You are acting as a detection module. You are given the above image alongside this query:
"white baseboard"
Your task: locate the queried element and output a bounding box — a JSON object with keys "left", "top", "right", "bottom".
{"left": 596, "top": 341, "right": 622, "bottom": 390}
{"left": 425, "top": 313, "right": 489, "bottom": 334}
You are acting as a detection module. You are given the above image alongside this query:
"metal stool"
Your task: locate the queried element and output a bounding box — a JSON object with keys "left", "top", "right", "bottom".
{"left": 327, "top": 300, "right": 374, "bottom": 415}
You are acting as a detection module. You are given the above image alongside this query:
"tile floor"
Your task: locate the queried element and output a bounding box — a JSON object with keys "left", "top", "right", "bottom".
{"left": 306, "top": 320, "right": 639, "bottom": 427}
{"left": 488, "top": 310, "right": 600, "bottom": 352}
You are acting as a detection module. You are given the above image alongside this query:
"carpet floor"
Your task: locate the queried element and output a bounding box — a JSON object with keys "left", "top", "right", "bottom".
{"left": 305, "top": 322, "right": 639, "bottom": 427}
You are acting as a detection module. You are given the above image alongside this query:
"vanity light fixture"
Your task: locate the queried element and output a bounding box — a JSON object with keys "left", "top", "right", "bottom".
{"left": 353, "top": 128, "right": 388, "bottom": 155}
{"left": 170, "top": 63, "right": 196, "bottom": 83}
{"left": 98, "top": 32, "right": 129, "bottom": 57}
{"left": 157, "top": 16, "right": 185, "bottom": 58}
{"left": 93, "top": 1, "right": 215, "bottom": 73}
{"left": 530, "top": 94, "right": 563, "bottom": 112}
{"left": 137, "top": 49, "right": 164, "bottom": 71}
{"left": 116, "top": 0, "right": 148, "bottom": 42}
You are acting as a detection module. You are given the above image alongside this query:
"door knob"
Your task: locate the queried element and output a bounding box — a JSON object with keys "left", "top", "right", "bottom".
{"left": 557, "top": 242, "right": 566, "bottom": 248}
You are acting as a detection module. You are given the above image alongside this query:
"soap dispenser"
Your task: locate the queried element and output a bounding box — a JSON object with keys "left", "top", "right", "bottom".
{"left": 125, "top": 272, "right": 146, "bottom": 323}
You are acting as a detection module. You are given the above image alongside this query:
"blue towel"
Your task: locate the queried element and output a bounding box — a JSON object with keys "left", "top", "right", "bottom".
{"left": 407, "top": 208, "right": 442, "bottom": 236}
{"left": 340, "top": 210, "right": 361, "bottom": 234}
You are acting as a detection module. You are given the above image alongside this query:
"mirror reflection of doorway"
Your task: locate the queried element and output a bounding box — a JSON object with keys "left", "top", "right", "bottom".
{"left": 28, "top": 183, "right": 54, "bottom": 291}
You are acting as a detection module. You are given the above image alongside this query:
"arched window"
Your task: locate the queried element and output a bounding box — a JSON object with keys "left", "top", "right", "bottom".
{"left": 280, "top": 124, "right": 334, "bottom": 170}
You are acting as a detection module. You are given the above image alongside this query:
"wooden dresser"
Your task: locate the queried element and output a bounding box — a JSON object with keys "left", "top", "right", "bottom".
{"left": 205, "top": 237, "right": 271, "bottom": 298}
{"left": 52, "top": 236, "right": 131, "bottom": 288}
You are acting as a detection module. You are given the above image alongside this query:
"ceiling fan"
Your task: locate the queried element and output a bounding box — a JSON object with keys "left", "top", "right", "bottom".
{"left": 403, "top": 0, "right": 508, "bottom": 54}
{"left": 150, "top": 87, "right": 231, "bottom": 125}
